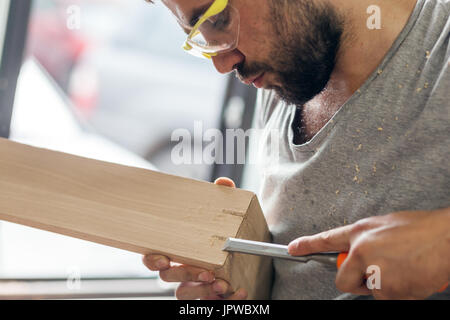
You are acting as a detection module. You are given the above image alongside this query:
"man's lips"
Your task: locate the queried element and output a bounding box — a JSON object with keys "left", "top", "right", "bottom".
{"left": 242, "top": 72, "right": 265, "bottom": 88}
{"left": 252, "top": 73, "right": 265, "bottom": 89}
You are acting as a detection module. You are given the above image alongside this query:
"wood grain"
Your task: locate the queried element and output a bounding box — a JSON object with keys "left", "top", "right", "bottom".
{"left": 0, "top": 138, "right": 272, "bottom": 299}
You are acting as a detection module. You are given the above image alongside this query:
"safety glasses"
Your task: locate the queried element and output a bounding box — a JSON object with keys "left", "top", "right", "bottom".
{"left": 182, "top": 0, "right": 240, "bottom": 59}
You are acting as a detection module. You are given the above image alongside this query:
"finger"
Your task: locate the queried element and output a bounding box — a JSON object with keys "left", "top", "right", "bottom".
{"left": 288, "top": 225, "right": 352, "bottom": 256}
{"left": 175, "top": 279, "right": 233, "bottom": 300}
{"left": 214, "top": 177, "right": 236, "bottom": 188}
{"left": 226, "top": 288, "right": 248, "bottom": 300}
{"left": 176, "top": 282, "right": 216, "bottom": 300}
{"left": 342, "top": 283, "right": 372, "bottom": 296}
{"left": 335, "top": 252, "right": 370, "bottom": 295}
{"left": 371, "top": 289, "right": 409, "bottom": 300}
{"left": 142, "top": 254, "right": 170, "bottom": 271}
{"left": 371, "top": 290, "right": 389, "bottom": 300}
{"left": 212, "top": 279, "right": 234, "bottom": 297}
{"left": 159, "top": 264, "right": 215, "bottom": 283}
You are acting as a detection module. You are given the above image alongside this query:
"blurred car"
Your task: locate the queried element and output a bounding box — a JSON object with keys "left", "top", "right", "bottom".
{"left": 26, "top": 0, "right": 89, "bottom": 92}
{"left": 26, "top": 0, "right": 127, "bottom": 93}
{"left": 3, "top": 58, "right": 159, "bottom": 280}
{"left": 67, "top": 2, "right": 226, "bottom": 180}
{"left": 10, "top": 58, "right": 156, "bottom": 170}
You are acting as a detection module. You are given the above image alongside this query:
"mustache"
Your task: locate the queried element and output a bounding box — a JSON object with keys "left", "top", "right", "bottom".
{"left": 235, "top": 61, "right": 273, "bottom": 81}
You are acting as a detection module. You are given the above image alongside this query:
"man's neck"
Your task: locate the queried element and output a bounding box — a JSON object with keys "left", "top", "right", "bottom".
{"left": 298, "top": 0, "right": 418, "bottom": 143}
{"left": 331, "top": 0, "right": 418, "bottom": 93}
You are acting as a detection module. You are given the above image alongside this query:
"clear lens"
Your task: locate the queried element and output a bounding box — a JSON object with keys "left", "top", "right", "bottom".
{"left": 187, "top": 4, "right": 240, "bottom": 55}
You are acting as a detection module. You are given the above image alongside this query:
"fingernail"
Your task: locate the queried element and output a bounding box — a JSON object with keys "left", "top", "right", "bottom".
{"left": 155, "top": 258, "right": 168, "bottom": 269}
{"left": 213, "top": 281, "right": 225, "bottom": 294}
{"left": 287, "top": 241, "right": 298, "bottom": 254}
{"left": 198, "top": 271, "right": 213, "bottom": 282}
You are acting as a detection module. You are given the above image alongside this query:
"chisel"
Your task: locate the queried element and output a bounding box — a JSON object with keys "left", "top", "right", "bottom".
{"left": 223, "top": 238, "right": 448, "bottom": 292}
{"left": 222, "top": 237, "right": 348, "bottom": 270}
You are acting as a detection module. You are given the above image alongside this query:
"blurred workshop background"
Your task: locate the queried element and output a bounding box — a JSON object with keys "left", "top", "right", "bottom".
{"left": 0, "top": 0, "right": 259, "bottom": 299}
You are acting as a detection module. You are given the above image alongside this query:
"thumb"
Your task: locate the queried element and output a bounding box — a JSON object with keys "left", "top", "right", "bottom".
{"left": 288, "top": 225, "right": 352, "bottom": 256}
{"left": 214, "top": 177, "right": 236, "bottom": 188}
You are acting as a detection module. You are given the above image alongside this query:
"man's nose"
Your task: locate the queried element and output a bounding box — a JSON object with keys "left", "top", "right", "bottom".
{"left": 211, "top": 49, "right": 245, "bottom": 74}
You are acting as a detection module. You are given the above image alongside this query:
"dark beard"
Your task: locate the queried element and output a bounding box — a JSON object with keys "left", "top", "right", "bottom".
{"left": 237, "top": 0, "right": 344, "bottom": 107}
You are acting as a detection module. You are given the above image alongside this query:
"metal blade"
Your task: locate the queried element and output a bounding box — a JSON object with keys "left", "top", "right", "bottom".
{"left": 223, "top": 238, "right": 339, "bottom": 266}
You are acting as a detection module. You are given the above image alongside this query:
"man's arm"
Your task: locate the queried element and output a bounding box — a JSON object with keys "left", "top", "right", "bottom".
{"left": 288, "top": 207, "right": 450, "bottom": 299}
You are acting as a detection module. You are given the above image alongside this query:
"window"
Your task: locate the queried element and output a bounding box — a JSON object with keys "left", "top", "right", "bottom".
{"left": 0, "top": 0, "right": 257, "bottom": 299}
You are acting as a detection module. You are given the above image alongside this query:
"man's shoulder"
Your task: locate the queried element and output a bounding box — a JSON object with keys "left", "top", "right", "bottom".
{"left": 422, "top": 0, "right": 450, "bottom": 41}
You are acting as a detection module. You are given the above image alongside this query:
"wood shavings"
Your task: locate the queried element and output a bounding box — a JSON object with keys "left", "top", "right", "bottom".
{"left": 355, "top": 164, "right": 360, "bottom": 173}
{"left": 416, "top": 87, "right": 422, "bottom": 93}
{"left": 377, "top": 69, "right": 383, "bottom": 75}
{"left": 378, "top": 127, "right": 383, "bottom": 131}
{"left": 426, "top": 51, "right": 431, "bottom": 59}
{"left": 357, "top": 144, "right": 362, "bottom": 151}
{"left": 336, "top": 190, "right": 340, "bottom": 195}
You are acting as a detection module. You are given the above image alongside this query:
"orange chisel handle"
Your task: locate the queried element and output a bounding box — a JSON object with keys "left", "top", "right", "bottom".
{"left": 438, "top": 283, "right": 449, "bottom": 293}
{"left": 336, "top": 252, "right": 348, "bottom": 269}
{"left": 335, "top": 252, "right": 448, "bottom": 293}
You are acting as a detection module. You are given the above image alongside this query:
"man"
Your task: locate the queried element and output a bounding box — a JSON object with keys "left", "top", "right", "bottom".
{"left": 143, "top": 0, "right": 450, "bottom": 299}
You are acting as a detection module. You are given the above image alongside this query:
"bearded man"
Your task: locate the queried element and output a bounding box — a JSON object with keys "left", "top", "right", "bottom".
{"left": 142, "top": 0, "right": 450, "bottom": 300}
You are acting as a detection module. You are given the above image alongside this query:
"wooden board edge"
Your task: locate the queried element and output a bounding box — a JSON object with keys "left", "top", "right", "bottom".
{"left": 215, "top": 195, "right": 273, "bottom": 300}
{"left": 0, "top": 212, "right": 224, "bottom": 271}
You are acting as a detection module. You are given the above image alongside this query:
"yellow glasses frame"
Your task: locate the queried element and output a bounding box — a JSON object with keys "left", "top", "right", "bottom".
{"left": 182, "top": 0, "right": 230, "bottom": 59}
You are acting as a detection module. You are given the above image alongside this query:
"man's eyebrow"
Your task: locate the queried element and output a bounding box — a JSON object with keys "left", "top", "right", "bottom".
{"left": 188, "top": 3, "right": 212, "bottom": 27}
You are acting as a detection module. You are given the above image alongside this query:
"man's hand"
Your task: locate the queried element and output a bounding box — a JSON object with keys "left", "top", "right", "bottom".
{"left": 142, "top": 177, "right": 248, "bottom": 300}
{"left": 288, "top": 208, "right": 450, "bottom": 299}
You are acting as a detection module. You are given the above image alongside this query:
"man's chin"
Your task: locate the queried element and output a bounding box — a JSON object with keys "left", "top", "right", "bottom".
{"left": 273, "top": 75, "right": 332, "bottom": 107}
{"left": 273, "top": 87, "right": 313, "bottom": 107}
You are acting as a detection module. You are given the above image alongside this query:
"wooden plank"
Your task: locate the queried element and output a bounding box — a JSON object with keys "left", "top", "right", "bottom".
{"left": 0, "top": 138, "right": 272, "bottom": 299}
{"left": 216, "top": 196, "right": 273, "bottom": 299}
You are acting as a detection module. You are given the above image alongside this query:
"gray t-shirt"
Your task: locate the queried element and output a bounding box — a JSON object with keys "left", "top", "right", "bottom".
{"left": 255, "top": 0, "right": 449, "bottom": 299}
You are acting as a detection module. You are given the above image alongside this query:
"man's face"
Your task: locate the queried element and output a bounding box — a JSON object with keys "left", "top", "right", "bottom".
{"left": 163, "top": 0, "right": 344, "bottom": 107}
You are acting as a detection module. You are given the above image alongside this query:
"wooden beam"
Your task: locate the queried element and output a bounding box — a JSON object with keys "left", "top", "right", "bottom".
{"left": 0, "top": 138, "right": 272, "bottom": 299}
